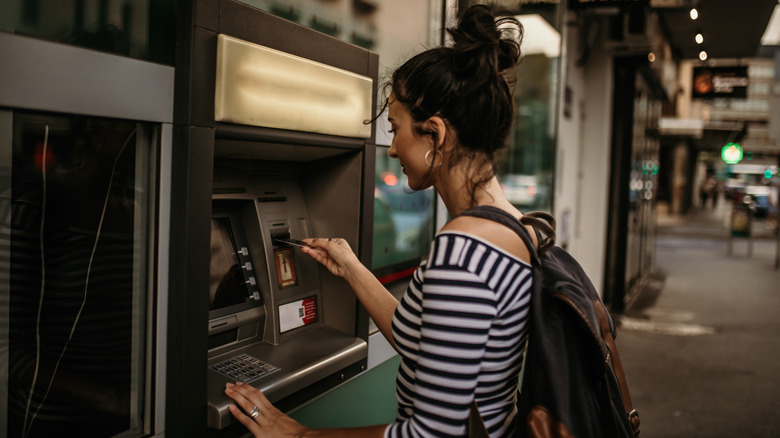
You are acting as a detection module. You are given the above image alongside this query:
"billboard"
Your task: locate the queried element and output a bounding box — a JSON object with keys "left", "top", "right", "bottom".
{"left": 692, "top": 66, "right": 749, "bottom": 99}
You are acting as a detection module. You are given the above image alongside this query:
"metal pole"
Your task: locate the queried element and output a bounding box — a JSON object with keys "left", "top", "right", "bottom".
{"left": 775, "top": 226, "right": 779, "bottom": 270}
{"left": 748, "top": 211, "right": 753, "bottom": 258}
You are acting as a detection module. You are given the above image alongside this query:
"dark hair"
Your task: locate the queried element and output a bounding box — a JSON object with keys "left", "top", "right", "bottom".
{"left": 386, "top": 4, "right": 523, "bottom": 202}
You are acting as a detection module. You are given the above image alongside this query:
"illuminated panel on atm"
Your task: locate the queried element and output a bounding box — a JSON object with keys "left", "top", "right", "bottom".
{"left": 214, "top": 34, "right": 373, "bottom": 138}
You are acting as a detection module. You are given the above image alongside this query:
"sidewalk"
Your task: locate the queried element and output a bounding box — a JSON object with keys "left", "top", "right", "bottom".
{"left": 656, "top": 200, "right": 778, "bottom": 241}
{"left": 628, "top": 202, "right": 779, "bottom": 314}
{"left": 617, "top": 205, "right": 780, "bottom": 437}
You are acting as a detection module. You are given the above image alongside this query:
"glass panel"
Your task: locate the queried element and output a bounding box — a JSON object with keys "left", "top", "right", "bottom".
{"left": 499, "top": 12, "right": 560, "bottom": 213}
{"left": 236, "top": 0, "right": 440, "bottom": 60}
{"left": 0, "top": 0, "right": 177, "bottom": 65}
{"left": 373, "top": 147, "right": 435, "bottom": 276}
{"left": 1, "top": 111, "right": 155, "bottom": 437}
{"left": 626, "top": 78, "right": 660, "bottom": 287}
{"left": 366, "top": 0, "right": 440, "bottom": 283}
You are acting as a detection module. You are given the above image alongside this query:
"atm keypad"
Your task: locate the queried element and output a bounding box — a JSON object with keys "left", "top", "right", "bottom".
{"left": 211, "top": 353, "right": 279, "bottom": 383}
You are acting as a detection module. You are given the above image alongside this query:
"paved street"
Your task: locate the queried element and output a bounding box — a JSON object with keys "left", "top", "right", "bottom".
{"left": 617, "top": 204, "right": 780, "bottom": 437}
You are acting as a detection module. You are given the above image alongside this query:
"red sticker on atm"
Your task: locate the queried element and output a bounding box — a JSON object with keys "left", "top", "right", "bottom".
{"left": 274, "top": 247, "right": 298, "bottom": 288}
{"left": 278, "top": 297, "right": 318, "bottom": 333}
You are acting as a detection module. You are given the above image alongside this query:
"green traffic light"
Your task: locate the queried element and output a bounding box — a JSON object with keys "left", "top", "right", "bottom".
{"left": 721, "top": 143, "right": 743, "bottom": 164}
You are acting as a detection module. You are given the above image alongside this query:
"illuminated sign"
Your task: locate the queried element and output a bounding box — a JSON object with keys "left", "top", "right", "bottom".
{"left": 693, "top": 66, "right": 749, "bottom": 99}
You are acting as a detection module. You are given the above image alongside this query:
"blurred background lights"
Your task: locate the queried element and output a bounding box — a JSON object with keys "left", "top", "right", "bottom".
{"left": 699, "top": 50, "right": 708, "bottom": 61}
{"left": 695, "top": 33, "right": 704, "bottom": 44}
{"left": 382, "top": 172, "right": 398, "bottom": 186}
{"left": 690, "top": 8, "right": 699, "bottom": 20}
{"left": 648, "top": 52, "right": 656, "bottom": 62}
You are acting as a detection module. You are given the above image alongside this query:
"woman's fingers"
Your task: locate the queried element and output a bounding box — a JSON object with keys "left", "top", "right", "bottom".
{"left": 301, "top": 238, "right": 351, "bottom": 275}
{"left": 225, "top": 382, "right": 309, "bottom": 437}
{"left": 228, "top": 404, "right": 262, "bottom": 432}
{"left": 225, "top": 383, "right": 263, "bottom": 433}
{"left": 303, "top": 237, "right": 345, "bottom": 248}
{"left": 301, "top": 239, "right": 327, "bottom": 258}
{"left": 236, "top": 382, "right": 274, "bottom": 409}
{"left": 301, "top": 245, "right": 328, "bottom": 260}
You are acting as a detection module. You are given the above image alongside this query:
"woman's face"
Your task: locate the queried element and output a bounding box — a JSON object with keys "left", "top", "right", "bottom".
{"left": 387, "top": 95, "right": 436, "bottom": 190}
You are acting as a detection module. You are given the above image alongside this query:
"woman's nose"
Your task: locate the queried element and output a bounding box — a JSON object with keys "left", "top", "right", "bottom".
{"left": 388, "top": 144, "right": 397, "bottom": 159}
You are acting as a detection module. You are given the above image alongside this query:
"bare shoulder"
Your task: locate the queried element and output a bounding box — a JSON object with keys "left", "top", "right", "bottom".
{"left": 442, "top": 215, "right": 492, "bottom": 233}
{"left": 443, "top": 214, "right": 536, "bottom": 264}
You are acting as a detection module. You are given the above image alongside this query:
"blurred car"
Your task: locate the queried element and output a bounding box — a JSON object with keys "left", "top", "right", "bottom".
{"left": 501, "top": 174, "right": 547, "bottom": 208}
{"left": 744, "top": 186, "right": 772, "bottom": 218}
{"left": 373, "top": 172, "right": 434, "bottom": 272}
{"left": 750, "top": 195, "right": 771, "bottom": 218}
{"left": 723, "top": 178, "right": 746, "bottom": 202}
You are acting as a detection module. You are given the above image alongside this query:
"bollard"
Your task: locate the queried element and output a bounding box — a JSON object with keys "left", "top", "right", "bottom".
{"left": 728, "top": 204, "right": 753, "bottom": 257}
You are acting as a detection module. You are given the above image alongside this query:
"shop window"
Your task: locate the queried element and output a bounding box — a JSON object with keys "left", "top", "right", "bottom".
{"left": 372, "top": 147, "right": 435, "bottom": 277}
{"left": 2, "top": 111, "right": 157, "bottom": 437}
{"left": 499, "top": 12, "right": 561, "bottom": 213}
{"left": 1, "top": 0, "right": 176, "bottom": 65}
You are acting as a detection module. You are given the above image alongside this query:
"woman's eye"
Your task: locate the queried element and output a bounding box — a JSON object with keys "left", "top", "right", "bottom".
{"left": 388, "top": 129, "right": 396, "bottom": 135}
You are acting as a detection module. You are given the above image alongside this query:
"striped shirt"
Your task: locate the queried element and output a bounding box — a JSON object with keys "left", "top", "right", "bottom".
{"left": 385, "top": 231, "right": 533, "bottom": 438}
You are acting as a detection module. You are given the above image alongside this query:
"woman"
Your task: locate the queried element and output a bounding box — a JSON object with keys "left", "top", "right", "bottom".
{"left": 225, "top": 5, "right": 534, "bottom": 437}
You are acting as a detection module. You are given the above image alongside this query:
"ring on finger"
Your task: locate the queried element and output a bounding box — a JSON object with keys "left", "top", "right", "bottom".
{"left": 249, "top": 406, "right": 260, "bottom": 419}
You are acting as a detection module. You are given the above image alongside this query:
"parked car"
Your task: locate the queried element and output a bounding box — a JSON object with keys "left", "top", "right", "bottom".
{"left": 501, "top": 174, "right": 547, "bottom": 208}
{"left": 723, "top": 178, "right": 746, "bottom": 202}
{"left": 744, "top": 185, "right": 772, "bottom": 218}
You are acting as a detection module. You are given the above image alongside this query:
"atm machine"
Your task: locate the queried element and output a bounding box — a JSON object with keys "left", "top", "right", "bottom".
{"left": 171, "top": 1, "right": 378, "bottom": 435}
{"left": 206, "top": 151, "right": 370, "bottom": 430}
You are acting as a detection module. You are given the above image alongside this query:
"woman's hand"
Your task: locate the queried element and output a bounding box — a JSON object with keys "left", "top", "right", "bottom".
{"left": 225, "top": 382, "right": 309, "bottom": 438}
{"left": 301, "top": 238, "right": 360, "bottom": 280}
{"left": 303, "top": 237, "right": 399, "bottom": 351}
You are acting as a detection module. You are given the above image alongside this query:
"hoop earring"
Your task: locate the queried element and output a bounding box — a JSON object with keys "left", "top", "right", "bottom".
{"left": 424, "top": 150, "right": 443, "bottom": 169}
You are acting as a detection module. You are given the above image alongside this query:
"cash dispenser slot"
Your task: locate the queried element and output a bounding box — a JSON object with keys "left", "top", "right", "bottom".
{"left": 257, "top": 191, "right": 287, "bottom": 203}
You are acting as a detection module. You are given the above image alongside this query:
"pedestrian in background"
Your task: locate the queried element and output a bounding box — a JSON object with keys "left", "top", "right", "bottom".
{"left": 701, "top": 173, "right": 718, "bottom": 208}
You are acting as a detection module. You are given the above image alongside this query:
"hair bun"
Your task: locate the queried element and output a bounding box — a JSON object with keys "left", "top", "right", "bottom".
{"left": 448, "top": 5, "right": 522, "bottom": 78}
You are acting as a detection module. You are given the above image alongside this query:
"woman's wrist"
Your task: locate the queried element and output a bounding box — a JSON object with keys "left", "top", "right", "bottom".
{"left": 342, "top": 258, "right": 370, "bottom": 286}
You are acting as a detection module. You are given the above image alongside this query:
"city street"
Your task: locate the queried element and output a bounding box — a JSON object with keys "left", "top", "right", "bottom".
{"left": 617, "top": 204, "right": 780, "bottom": 437}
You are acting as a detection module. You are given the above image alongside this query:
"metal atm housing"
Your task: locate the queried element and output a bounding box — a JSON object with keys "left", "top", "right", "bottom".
{"left": 171, "top": 1, "right": 378, "bottom": 434}
{"left": 205, "top": 149, "right": 370, "bottom": 430}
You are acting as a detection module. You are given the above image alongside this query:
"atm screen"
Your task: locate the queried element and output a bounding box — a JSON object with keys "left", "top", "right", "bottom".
{"left": 209, "top": 217, "right": 253, "bottom": 311}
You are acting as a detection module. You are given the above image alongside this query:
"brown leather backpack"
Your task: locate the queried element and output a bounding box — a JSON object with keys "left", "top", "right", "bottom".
{"left": 460, "top": 206, "right": 640, "bottom": 438}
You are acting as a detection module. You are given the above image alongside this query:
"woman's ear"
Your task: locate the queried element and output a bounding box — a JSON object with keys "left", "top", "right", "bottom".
{"left": 424, "top": 116, "right": 449, "bottom": 151}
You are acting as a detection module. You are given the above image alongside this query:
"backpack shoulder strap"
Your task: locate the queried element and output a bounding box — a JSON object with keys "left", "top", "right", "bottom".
{"left": 519, "top": 211, "right": 556, "bottom": 255}
{"left": 456, "top": 205, "right": 541, "bottom": 266}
